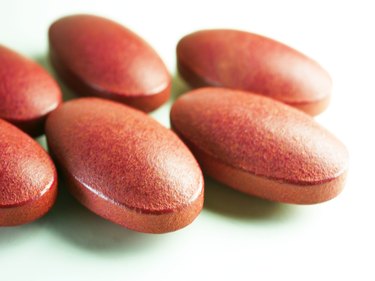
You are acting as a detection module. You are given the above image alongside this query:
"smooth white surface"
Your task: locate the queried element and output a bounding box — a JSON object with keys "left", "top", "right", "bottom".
{"left": 0, "top": 1, "right": 373, "bottom": 280}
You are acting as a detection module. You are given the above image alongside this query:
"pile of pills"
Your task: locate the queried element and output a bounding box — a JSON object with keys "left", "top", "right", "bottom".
{"left": 0, "top": 14, "right": 348, "bottom": 233}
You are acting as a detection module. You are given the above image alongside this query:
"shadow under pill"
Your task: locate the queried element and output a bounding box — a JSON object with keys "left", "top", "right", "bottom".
{"left": 38, "top": 180, "right": 163, "bottom": 254}
{"left": 170, "top": 72, "right": 191, "bottom": 102}
{"left": 35, "top": 134, "right": 48, "bottom": 150}
{"left": 34, "top": 53, "right": 77, "bottom": 102}
{"left": 0, "top": 223, "right": 42, "bottom": 248}
{"left": 203, "top": 176, "right": 296, "bottom": 221}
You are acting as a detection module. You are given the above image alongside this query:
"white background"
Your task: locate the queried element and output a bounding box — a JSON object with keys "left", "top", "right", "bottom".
{"left": 0, "top": 0, "right": 373, "bottom": 280}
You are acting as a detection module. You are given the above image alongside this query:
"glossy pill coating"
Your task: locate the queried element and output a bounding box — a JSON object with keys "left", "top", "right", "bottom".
{"left": 0, "top": 119, "right": 58, "bottom": 226}
{"left": 177, "top": 29, "right": 332, "bottom": 116}
{"left": 0, "top": 45, "right": 62, "bottom": 136}
{"left": 170, "top": 88, "right": 348, "bottom": 204}
{"left": 49, "top": 14, "right": 171, "bottom": 112}
{"left": 45, "top": 98, "right": 204, "bottom": 233}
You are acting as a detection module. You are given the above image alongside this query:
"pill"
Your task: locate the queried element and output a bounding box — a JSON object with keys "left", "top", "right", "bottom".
{"left": 177, "top": 29, "right": 332, "bottom": 116}
{"left": 45, "top": 98, "right": 203, "bottom": 233}
{"left": 0, "top": 119, "right": 57, "bottom": 226}
{"left": 0, "top": 45, "right": 62, "bottom": 136}
{"left": 48, "top": 14, "right": 171, "bottom": 112}
{"left": 170, "top": 87, "right": 348, "bottom": 204}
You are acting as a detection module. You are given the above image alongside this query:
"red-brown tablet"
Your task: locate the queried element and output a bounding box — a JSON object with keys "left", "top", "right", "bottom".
{"left": 177, "top": 30, "right": 332, "bottom": 115}
{"left": 49, "top": 14, "right": 171, "bottom": 112}
{"left": 45, "top": 98, "right": 203, "bottom": 233}
{"left": 170, "top": 88, "right": 348, "bottom": 204}
{"left": 0, "top": 45, "right": 62, "bottom": 137}
{"left": 0, "top": 119, "right": 58, "bottom": 226}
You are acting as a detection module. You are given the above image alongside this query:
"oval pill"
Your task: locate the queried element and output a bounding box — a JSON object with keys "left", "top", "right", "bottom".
{"left": 177, "top": 29, "right": 332, "bottom": 115}
{"left": 45, "top": 98, "right": 203, "bottom": 233}
{"left": 0, "top": 45, "right": 62, "bottom": 136}
{"left": 170, "top": 87, "right": 348, "bottom": 204}
{"left": 0, "top": 119, "right": 58, "bottom": 226}
{"left": 49, "top": 14, "right": 171, "bottom": 112}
